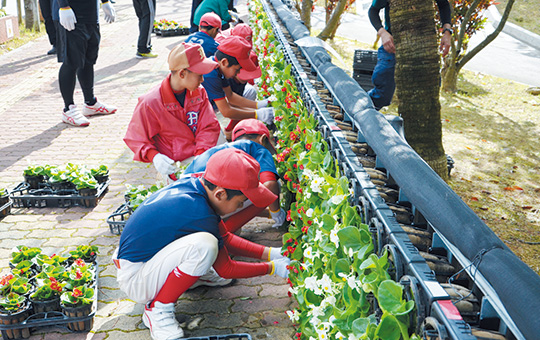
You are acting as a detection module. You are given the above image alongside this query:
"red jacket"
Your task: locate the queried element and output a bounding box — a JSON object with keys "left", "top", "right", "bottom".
{"left": 124, "top": 74, "right": 220, "bottom": 163}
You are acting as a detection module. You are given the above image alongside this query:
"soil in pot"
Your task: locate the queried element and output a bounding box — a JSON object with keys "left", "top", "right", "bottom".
{"left": 0, "top": 302, "right": 31, "bottom": 339}
{"left": 61, "top": 304, "right": 93, "bottom": 331}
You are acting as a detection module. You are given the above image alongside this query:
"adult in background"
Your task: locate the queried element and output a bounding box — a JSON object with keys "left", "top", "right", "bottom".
{"left": 133, "top": 0, "right": 157, "bottom": 58}
{"left": 193, "top": 0, "right": 232, "bottom": 32}
{"left": 39, "top": 0, "right": 57, "bottom": 55}
{"left": 185, "top": 12, "right": 222, "bottom": 57}
{"left": 57, "top": 0, "right": 117, "bottom": 127}
{"left": 367, "top": 0, "right": 452, "bottom": 110}
{"left": 124, "top": 43, "right": 222, "bottom": 181}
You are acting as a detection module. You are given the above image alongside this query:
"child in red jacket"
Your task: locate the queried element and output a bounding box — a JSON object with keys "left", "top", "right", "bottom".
{"left": 124, "top": 43, "right": 222, "bottom": 180}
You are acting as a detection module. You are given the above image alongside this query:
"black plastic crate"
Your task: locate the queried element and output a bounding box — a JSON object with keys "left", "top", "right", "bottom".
{"left": 9, "top": 180, "right": 109, "bottom": 208}
{"left": 183, "top": 334, "right": 252, "bottom": 340}
{"left": 0, "top": 200, "right": 11, "bottom": 219}
{"left": 107, "top": 203, "right": 131, "bottom": 235}
{"left": 157, "top": 28, "right": 190, "bottom": 37}
{"left": 353, "top": 72, "right": 374, "bottom": 91}
{"left": 353, "top": 49, "right": 377, "bottom": 71}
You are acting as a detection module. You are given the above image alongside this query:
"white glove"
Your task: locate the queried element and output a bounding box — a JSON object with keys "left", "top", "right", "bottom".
{"left": 255, "top": 107, "right": 274, "bottom": 125}
{"left": 268, "top": 247, "right": 285, "bottom": 261}
{"left": 270, "top": 208, "right": 286, "bottom": 228}
{"left": 257, "top": 99, "right": 269, "bottom": 109}
{"left": 101, "top": 1, "right": 116, "bottom": 23}
{"left": 271, "top": 257, "right": 290, "bottom": 278}
{"left": 59, "top": 7, "right": 77, "bottom": 31}
{"left": 153, "top": 153, "right": 176, "bottom": 176}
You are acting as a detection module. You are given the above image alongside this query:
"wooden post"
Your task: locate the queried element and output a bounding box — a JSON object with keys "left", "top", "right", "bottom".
{"left": 16, "top": 0, "right": 23, "bottom": 25}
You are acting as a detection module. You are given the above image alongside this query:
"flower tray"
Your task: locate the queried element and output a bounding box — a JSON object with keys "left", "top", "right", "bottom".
{"left": 0, "top": 200, "right": 11, "bottom": 219}
{"left": 0, "top": 264, "right": 99, "bottom": 339}
{"left": 107, "top": 202, "right": 131, "bottom": 235}
{"left": 183, "top": 334, "right": 252, "bottom": 340}
{"left": 156, "top": 27, "right": 190, "bottom": 37}
{"left": 9, "top": 180, "right": 109, "bottom": 208}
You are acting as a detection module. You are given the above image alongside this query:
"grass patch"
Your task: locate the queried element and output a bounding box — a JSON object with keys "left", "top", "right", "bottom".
{"left": 496, "top": 0, "right": 540, "bottom": 36}
{"left": 0, "top": 22, "right": 47, "bottom": 56}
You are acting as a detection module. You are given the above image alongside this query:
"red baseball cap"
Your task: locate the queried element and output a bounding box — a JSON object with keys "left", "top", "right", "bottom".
{"left": 203, "top": 148, "right": 277, "bottom": 207}
{"left": 237, "top": 51, "right": 262, "bottom": 81}
{"left": 200, "top": 12, "right": 222, "bottom": 29}
{"left": 168, "top": 42, "right": 218, "bottom": 74}
{"left": 230, "top": 24, "right": 253, "bottom": 45}
{"left": 217, "top": 36, "right": 256, "bottom": 72}
{"left": 232, "top": 119, "right": 276, "bottom": 154}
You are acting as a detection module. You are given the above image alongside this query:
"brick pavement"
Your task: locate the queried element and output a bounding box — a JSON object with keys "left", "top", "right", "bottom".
{"left": 0, "top": 0, "right": 296, "bottom": 338}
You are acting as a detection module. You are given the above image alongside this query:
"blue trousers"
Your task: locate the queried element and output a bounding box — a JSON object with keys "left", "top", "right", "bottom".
{"left": 368, "top": 45, "right": 396, "bottom": 110}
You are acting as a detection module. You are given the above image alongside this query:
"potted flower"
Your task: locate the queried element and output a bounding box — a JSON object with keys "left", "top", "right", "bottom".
{"left": 0, "top": 292, "right": 31, "bottom": 339}
{"left": 63, "top": 264, "right": 95, "bottom": 291}
{"left": 32, "top": 253, "right": 69, "bottom": 270}
{"left": 68, "top": 246, "right": 98, "bottom": 263}
{"left": 10, "top": 246, "right": 41, "bottom": 269}
{"left": 47, "top": 166, "right": 75, "bottom": 191}
{"left": 71, "top": 175, "right": 99, "bottom": 207}
{"left": 10, "top": 261, "right": 35, "bottom": 279}
{"left": 23, "top": 165, "right": 46, "bottom": 189}
{"left": 29, "top": 277, "right": 64, "bottom": 313}
{"left": 90, "top": 165, "right": 109, "bottom": 184}
{"left": 60, "top": 285, "right": 95, "bottom": 331}
{"left": 35, "top": 264, "right": 67, "bottom": 283}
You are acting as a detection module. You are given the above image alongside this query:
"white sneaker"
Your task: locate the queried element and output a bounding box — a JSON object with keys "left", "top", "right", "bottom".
{"left": 83, "top": 99, "right": 117, "bottom": 116}
{"left": 189, "top": 267, "right": 233, "bottom": 289}
{"left": 62, "top": 105, "right": 90, "bottom": 127}
{"left": 142, "top": 302, "right": 184, "bottom": 340}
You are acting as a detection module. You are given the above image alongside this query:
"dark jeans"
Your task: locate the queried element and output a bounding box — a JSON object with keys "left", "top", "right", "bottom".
{"left": 368, "top": 45, "right": 396, "bottom": 110}
{"left": 133, "top": 0, "right": 156, "bottom": 54}
{"left": 39, "top": 0, "right": 56, "bottom": 47}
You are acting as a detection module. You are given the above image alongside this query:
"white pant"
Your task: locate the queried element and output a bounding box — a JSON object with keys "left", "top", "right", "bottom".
{"left": 113, "top": 232, "right": 218, "bottom": 304}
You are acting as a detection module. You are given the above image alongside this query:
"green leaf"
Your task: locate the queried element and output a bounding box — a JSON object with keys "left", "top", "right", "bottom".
{"left": 334, "top": 258, "right": 350, "bottom": 278}
{"left": 377, "top": 280, "right": 404, "bottom": 314}
{"left": 375, "top": 313, "right": 401, "bottom": 340}
{"left": 337, "top": 226, "right": 365, "bottom": 251}
{"left": 351, "top": 317, "right": 371, "bottom": 336}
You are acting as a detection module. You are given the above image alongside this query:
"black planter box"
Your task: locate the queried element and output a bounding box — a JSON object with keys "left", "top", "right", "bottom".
{"left": 156, "top": 27, "right": 190, "bottom": 37}
{"left": 107, "top": 203, "right": 131, "bottom": 235}
{"left": 9, "top": 180, "right": 109, "bottom": 208}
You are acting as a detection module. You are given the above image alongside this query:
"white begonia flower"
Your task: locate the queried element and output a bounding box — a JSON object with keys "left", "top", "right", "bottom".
{"left": 348, "top": 334, "right": 361, "bottom": 340}
{"left": 318, "top": 274, "right": 333, "bottom": 294}
{"left": 273, "top": 83, "right": 283, "bottom": 91}
{"left": 301, "top": 261, "right": 312, "bottom": 271}
{"left": 329, "top": 315, "right": 336, "bottom": 324}
{"left": 286, "top": 310, "right": 300, "bottom": 323}
{"left": 330, "top": 226, "right": 340, "bottom": 247}
{"left": 289, "top": 286, "right": 299, "bottom": 296}
{"left": 268, "top": 94, "right": 277, "bottom": 102}
{"left": 306, "top": 208, "right": 314, "bottom": 218}
{"left": 305, "top": 192, "right": 312, "bottom": 199}
{"left": 309, "top": 304, "right": 324, "bottom": 318}
{"left": 299, "top": 151, "right": 307, "bottom": 159}
{"left": 316, "top": 328, "right": 329, "bottom": 340}
{"left": 330, "top": 194, "right": 346, "bottom": 205}
{"left": 321, "top": 295, "right": 336, "bottom": 308}
{"left": 304, "top": 276, "right": 318, "bottom": 291}
{"left": 137, "top": 185, "right": 145, "bottom": 191}
{"left": 347, "top": 276, "right": 359, "bottom": 291}
{"left": 314, "top": 229, "right": 323, "bottom": 242}
{"left": 310, "top": 178, "right": 322, "bottom": 193}
{"left": 304, "top": 246, "right": 315, "bottom": 260}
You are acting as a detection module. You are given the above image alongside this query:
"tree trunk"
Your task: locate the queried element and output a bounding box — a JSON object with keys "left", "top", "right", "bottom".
{"left": 390, "top": 0, "right": 448, "bottom": 180}
{"left": 317, "top": 0, "right": 348, "bottom": 41}
{"left": 441, "top": 0, "right": 516, "bottom": 92}
{"left": 301, "top": 0, "right": 313, "bottom": 31}
{"left": 24, "top": 0, "right": 40, "bottom": 31}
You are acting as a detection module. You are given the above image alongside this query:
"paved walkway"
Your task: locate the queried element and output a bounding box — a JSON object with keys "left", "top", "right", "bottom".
{"left": 0, "top": 0, "right": 295, "bottom": 339}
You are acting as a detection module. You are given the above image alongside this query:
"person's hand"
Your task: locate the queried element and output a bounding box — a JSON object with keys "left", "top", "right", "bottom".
{"left": 255, "top": 107, "right": 274, "bottom": 125}
{"left": 59, "top": 7, "right": 77, "bottom": 31}
{"left": 271, "top": 257, "right": 290, "bottom": 278}
{"left": 270, "top": 208, "right": 286, "bottom": 228}
{"left": 268, "top": 247, "right": 285, "bottom": 261}
{"left": 153, "top": 153, "right": 176, "bottom": 176}
{"left": 378, "top": 28, "right": 395, "bottom": 54}
{"left": 440, "top": 27, "right": 452, "bottom": 57}
{"left": 101, "top": 1, "right": 116, "bottom": 23}
{"left": 257, "top": 99, "right": 270, "bottom": 109}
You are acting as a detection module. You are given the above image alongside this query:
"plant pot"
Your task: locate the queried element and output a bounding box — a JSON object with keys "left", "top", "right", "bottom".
{"left": 49, "top": 181, "right": 75, "bottom": 192}
{"left": 0, "top": 302, "right": 31, "bottom": 340}
{"left": 61, "top": 303, "right": 93, "bottom": 331}
{"left": 30, "top": 296, "right": 61, "bottom": 314}
{"left": 0, "top": 194, "right": 8, "bottom": 207}
{"left": 23, "top": 175, "right": 44, "bottom": 190}
{"left": 78, "top": 188, "right": 97, "bottom": 208}
{"left": 93, "top": 174, "right": 109, "bottom": 184}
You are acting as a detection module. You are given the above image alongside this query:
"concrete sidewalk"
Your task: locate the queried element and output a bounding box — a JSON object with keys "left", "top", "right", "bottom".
{"left": 0, "top": 0, "right": 295, "bottom": 339}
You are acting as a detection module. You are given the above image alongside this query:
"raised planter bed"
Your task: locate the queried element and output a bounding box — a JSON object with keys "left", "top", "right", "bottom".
{"left": 9, "top": 180, "right": 109, "bottom": 208}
